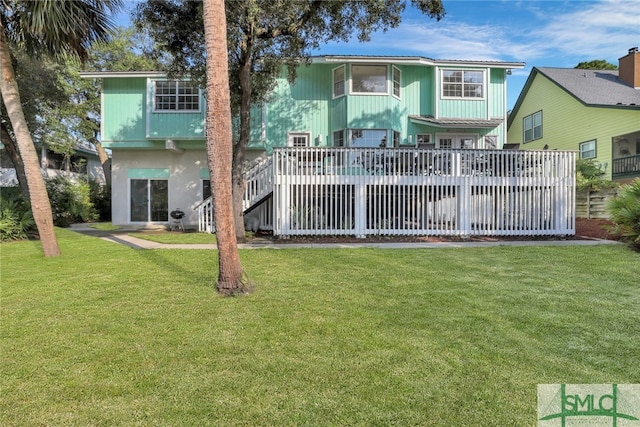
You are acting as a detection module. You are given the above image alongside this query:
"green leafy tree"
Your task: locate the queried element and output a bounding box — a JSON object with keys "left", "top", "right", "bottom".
{"left": 575, "top": 59, "right": 617, "bottom": 70}
{"left": 135, "top": 0, "right": 445, "bottom": 240}
{"left": 1, "top": 0, "right": 123, "bottom": 257}
{"left": 1, "top": 51, "right": 68, "bottom": 198}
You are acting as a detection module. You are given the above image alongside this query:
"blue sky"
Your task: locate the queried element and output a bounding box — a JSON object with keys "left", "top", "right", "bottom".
{"left": 117, "top": 0, "right": 640, "bottom": 109}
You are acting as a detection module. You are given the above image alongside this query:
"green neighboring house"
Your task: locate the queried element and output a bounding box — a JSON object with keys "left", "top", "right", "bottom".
{"left": 83, "top": 55, "right": 525, "bottom": 229}
{"left": 507, "top": 48, "right": 640, "bottom": 182}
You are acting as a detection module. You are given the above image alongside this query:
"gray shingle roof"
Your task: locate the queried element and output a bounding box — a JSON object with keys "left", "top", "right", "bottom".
{"left": 536, "top": 67, "right": 640, "bottom": 107}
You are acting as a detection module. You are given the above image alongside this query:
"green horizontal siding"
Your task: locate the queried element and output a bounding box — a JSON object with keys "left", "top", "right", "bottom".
{"left": 508, "top": 73, "right": 640, "bottom": 178}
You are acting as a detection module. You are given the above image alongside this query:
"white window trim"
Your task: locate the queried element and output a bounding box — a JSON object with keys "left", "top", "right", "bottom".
{"left": 151, "top": 79, "right": 202, "bottom": 113}
{"left": 440, "top": 69, "right": 486, "bottom": 100}
{"left": 435, "top": 133, "right": 478, "bottom": 149}
{"left": 332, "top": 65, "right": 346, "bottom": 99}
{"left": 333, "top": 129, "right": 345, "bottom": 147}
{"left": 523, "top": 110, "right": 543, "bottom": 143}
{"left": 579, "top": 139, "right": 597, "bottom": 159}
{"left": 392, "top": 66, "right": 401, "bottom": 100}
{"left": 287, "top": 131, "right": 312, "bottom": 147}
{"left": 350, "top": 64, "right": 389, "bottom": 96}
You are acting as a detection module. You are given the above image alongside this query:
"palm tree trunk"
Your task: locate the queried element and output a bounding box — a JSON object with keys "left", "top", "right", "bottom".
{"left": 1, "top": 28, "right": 60, "bottom": 257}
{"left": 203, "top": 0, "right": 250, "bottom": 294}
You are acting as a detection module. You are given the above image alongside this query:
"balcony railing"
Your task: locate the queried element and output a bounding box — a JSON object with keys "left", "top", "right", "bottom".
{"left": 273, "top": 147, "right": 571, "bottom": 178}
{"left": 612, "top": 154, "right": 640, "bottom": 179}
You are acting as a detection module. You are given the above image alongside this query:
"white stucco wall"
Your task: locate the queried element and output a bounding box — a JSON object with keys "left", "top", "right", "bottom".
{"left": 111, "top": 149, "right": 209, "bottom": 228}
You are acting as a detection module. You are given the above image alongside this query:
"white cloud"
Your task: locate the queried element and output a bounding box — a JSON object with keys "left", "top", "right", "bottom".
{"left": 321, "top": 0, "right": 640, "bottom": 67}
{"left": 529, "top": 0, "right": 640, "bottom": 63}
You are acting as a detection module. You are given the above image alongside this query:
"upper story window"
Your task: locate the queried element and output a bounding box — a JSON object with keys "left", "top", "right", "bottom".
{"left": 351, "top": 65, "right": 387, "bottom": 94}
{"left": 523, "top": 111, "right": 543, "bottom": 143}
{"left": 333, "top": 66, "right": 345, "bottom": 98}
{"left": 579, "top": 140, "right": 597, "bottom": 159}
{"left": 154, "top": 80, "right": 200, "bottom": 112}
{"left": 392, "top": 66, "right": 401, "bottom": 98}
{"left": 442, "top": 69, "right": 484, "bottom": 98}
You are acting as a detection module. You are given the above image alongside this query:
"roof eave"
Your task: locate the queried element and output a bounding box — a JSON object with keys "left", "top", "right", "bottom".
{"left": 79, "top": 71, "right": 167, "bottom": 79}
{"left": 313, "top": 55, "right": 525, "bottom": 69}
{"left": 409, "top": 115, "right": 503, "bottom": 129}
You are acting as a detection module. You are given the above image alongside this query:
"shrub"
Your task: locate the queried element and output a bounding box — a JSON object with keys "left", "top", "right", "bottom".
{"left": 576, "top": 159, "right": 616, "bottom": 192}
{"left": 607, "top": 179, "right": 640, "bottom": 250}
{"left": 45, "top": 175, "right": 97, "bottom": 227}
{"left": 0, "top": 188, "right": 35, "bottom": 241}
{"left": 89, "top": 180, "right": 111, "bottom": 222}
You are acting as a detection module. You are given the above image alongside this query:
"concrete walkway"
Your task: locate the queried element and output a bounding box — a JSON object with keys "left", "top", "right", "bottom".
{"left": 69, "top": 223, "right": 620, "bottom": 250}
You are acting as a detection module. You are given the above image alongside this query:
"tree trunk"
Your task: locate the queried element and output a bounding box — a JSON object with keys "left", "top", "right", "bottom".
{"left": 203, "top": 0, "right": 251, "bottom": 295}
{"left": 0, "top": 123, "right": 29, "bottom": 198}
{"left": 1, "top": 27, "right": 60, "bottom": 257}
{"left": 91, "top": 137, "right": 111, "bottom": 185}
{"left": 231, "top": 35, "right": 254, "bottom": 241}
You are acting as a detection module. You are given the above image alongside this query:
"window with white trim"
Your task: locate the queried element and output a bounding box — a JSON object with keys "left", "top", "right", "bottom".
{"left": 442, "top": 70, "right": 484, "bottom": 98}
{"left": 333, "top": 66, "right": 345, "bottom": 98}
{"left": 579, "top": 140, "right": 597, "bottom": 159}
{"left": 288, "top": 132, "right": 310, "bottom": 147}
{"left": 154, "top": 80, "right": 200, "bottom": 111}
{"left": 392, "top": 66, "right": 401, "bottom": 98}
{"left": 351, "top": 65, "right": 388, "bottom": 94}
{"left": 523, "top": 111, "right": 542, "bottom": 143}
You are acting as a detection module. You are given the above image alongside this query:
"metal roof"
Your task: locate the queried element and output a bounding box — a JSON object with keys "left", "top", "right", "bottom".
{"left": 79, "top": 71, "right": 167, "bottom": 78}
{"left": 409, "top": 115, "right": 504, "bottom": 129}
{"left": 314, "top": 55, "right": 525, "bottom": 69}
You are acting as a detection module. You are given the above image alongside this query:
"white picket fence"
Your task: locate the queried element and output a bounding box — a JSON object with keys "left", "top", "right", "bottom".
{"left": 272, "top": 147, "right": 576, "bottom": 237}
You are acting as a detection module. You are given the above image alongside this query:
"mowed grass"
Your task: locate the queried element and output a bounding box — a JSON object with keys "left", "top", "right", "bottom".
{"left": 128, "top": 230, "right": 217, "bottom": 244}
{"left": 1, "top": 229, "right": 639, "bottom": 426}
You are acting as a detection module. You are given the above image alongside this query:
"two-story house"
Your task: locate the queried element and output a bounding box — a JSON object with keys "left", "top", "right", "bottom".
{"left": 83, "top": 55, "right": 527, "bottom": 231}
{"left": 507, "top": 48, "right": 640, "bottom": 183}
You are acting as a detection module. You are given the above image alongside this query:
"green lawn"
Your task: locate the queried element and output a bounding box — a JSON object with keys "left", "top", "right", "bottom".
{"left": 129, "top": 230, "right": 217, "bottom": 244}
{"left": 1, "top": 229, "right": 639, "bottom": 426}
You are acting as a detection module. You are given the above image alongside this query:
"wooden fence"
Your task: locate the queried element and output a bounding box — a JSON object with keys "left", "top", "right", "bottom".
{"left": 272, "top": 147, "right": 576, "bottom": 237}
{"left": 576, "top": 188, "right": 617, "bottom": 219}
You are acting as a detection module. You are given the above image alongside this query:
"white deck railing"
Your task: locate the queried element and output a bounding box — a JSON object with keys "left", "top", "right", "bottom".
{"left": 196, "top": 157, "right": 274, "bottom": 233}
{"left": 272, "top": 147, "right": 576, "bottom": 237}
{"left": 243, "top": 156, "right": 273, "bottom": 211}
